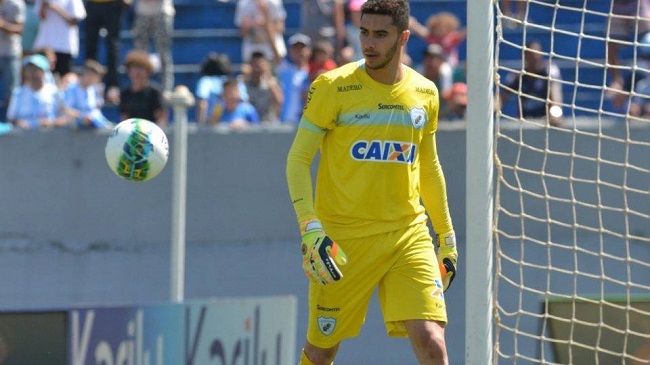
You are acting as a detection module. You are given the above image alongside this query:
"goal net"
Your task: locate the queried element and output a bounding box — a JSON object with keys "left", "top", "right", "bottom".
{"left": 492, "top": 0, "right": 650, "bottom": 363}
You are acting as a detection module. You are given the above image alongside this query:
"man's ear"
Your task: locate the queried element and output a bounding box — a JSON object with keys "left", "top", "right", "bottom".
{"left": 400, "top": 29, "right": 411, "bottom": 46}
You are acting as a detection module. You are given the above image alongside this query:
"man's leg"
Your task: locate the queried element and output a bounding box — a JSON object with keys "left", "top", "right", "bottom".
{"left": 104, "top": 1, "right": 124, "bottom": 89}
{"left": 84, "top": 2, "right": 102, "bottom": 62}
{"left": 154, "top": 14, "right": 174, "bottom": 93}
{"left": 300, "top": 341, "right": 339, "bottom": 365}
{"left": 405, "top": 320, "right": 448, "bottom": 365}
{"left": 0, "top": 56, "right": 20, "bottom": 104}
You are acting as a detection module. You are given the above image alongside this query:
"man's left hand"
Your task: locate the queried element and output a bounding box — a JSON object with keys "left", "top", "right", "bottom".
{"left": 437, "top": 232, "right": 458, "bottom": 292}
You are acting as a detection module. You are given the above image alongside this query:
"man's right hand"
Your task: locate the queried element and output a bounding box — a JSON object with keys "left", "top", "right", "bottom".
{"left": 300, "top": 219, "right": 348, "bottom": 285}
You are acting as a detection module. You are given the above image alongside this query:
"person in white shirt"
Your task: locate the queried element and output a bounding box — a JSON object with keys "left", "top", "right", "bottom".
{"left": 234, "top": 0, "right": 287, "bottom": 64}
{"left": 32, "top": 0, "right": 86, "bottom": 77}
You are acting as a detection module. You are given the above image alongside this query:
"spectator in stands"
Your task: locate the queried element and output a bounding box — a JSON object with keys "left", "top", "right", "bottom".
{"left": 629, "top": 76, "right": 650, "bottom": 117}
{"left": 606, "top": 1, "right": 650, "bottom": 109}
{"left": 210, "top": 78, "right": 260, "bottom": 128}
{"left": 417, "top": 44, "right": 466, "bottom": 120}
{"left": 119, "top": 49, "right": 167, "bottom": 126}
{"left": 340, "top": 0, "right": 365, "bottom": 63}
{"left": 84, "top": 0, "right": 132, "bottom": 105}
{"left": 194, "top": 52, "right": 249, "bottom": 125}
{"left": 28, "top": 46, "right": 78, "bottom": 90}
{"left": 0, "top": 0, "right": 25, "bottom": 116}
{"left": 32, "top": 0, "right": 85, "bottom": 78}
{"left": 440, "top": 82, "right": 468, "bottom": 121}
{"left": 501, "top": 0, "right": 526, "bottom": 24}
{"left": 64, "top": 59, "right": 112, "bottom": 129}
{"left": 418, "top": 44, "right": 453, "bottom": 102}
{"left": 277, "top": 33, "right": 311, "bottom": 124}
{"left": 132, "top": 0, "right": 175, "bottom": 96}
{"left": 409, "top": 11, "right": 466, "bottom": 69}
{"left": 243, "top": 51, "right": 283, "bottom": 123}
{"left": 7, "top": 54, "right": 69, "bottom": 129}
{"left": 607, "top": 0, "right": 650, "bottom": 89}
{"left": 235, "top": 0, "right": 287, "bottom": 64}
{"left": 309, "top": 40, "right": 337, "bottom": 81}
{"left": 499, "top": 40, "right": 564, "bottom": 126}
{"left": 628, "top": 37, "right": 650, "bottom": 118}
{"left": 300, "top": 0, "right": 345, "bottom": 60}
{"left": 31, "top": 47, "right": 59, "bottom": 86}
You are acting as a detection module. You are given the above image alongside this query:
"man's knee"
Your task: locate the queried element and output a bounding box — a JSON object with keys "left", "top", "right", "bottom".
{"left": 406, "top": 320, "right": 448, "bottom": 362}
{"left": 300, "top": 341, "right": 339, "bottom": 365}
{"left": 414, "top": 330, "right": 447, "bottom": 358}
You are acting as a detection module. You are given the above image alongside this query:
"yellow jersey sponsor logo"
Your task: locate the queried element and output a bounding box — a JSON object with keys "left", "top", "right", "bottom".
{"left": 350, "top": 140, "right": 417, "bottom": 164}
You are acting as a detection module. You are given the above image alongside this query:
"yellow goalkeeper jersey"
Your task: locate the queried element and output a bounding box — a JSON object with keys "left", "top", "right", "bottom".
{"left": 297, "top": 60, "right": 452, "bottom": 240}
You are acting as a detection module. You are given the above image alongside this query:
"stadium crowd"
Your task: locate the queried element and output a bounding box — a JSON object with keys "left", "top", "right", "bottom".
{"left": 0, "top": 0, "right": 471, "bottom": 130}
{"left": 12, "top": 0, "right": 650, "bottom": 129}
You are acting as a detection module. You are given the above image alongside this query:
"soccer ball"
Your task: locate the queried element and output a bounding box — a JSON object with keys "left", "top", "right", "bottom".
{"left": 105, "top": 118, "right": 169, "bottom": 182}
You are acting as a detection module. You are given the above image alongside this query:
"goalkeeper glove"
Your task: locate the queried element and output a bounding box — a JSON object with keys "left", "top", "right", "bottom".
{"left": 300, "top": 219, "right": 348, "bottom": 285}
{"left": 437, "top": 232, "right": 458, "bottom": 292}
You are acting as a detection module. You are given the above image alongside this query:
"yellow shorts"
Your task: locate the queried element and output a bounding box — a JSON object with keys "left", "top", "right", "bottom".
{"left": 306, "top": 222, "right": 447, "bottom": 348}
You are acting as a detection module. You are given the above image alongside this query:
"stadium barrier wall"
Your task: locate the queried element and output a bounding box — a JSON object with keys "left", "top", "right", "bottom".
{"left": 1, "top": 124, "right": 645, "bottom": 249}
{"left": 0, "top": 126, "right": 468, "bottom": 246}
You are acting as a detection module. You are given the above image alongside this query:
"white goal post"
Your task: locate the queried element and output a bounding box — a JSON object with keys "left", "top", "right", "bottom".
{"left": 465, "top": 0, "right": 494, "bottom": 364}
{"left": 467, "top": 0, "right": 650, "bottom": 364}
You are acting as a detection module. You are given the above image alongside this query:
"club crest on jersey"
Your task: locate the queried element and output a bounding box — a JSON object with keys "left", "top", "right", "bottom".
{"left": 409, "top": 107, "right": 427, "bottom": 129}
{"left": 317, "top": 316, "right": 337, "bottom": 336}
{"left": 351, "top": 140, "right": 417, "bottom": 164}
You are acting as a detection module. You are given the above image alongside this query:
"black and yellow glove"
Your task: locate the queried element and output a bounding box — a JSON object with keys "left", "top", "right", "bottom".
{"left": 300, "top": 219, "right": 348, "bottom": 285}
{"left": 437, "top": 232, "right": 458, "bottom": 292}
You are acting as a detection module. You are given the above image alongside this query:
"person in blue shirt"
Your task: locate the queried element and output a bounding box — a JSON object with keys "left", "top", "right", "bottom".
{"left": 210, "top": 78, "right": 259, "bottom": 128}
{"left": 277, "top": 33, "right": 312, "bottom": 124}
{"left": 195, "top": 52, "right": 249, "bottom": 125}
{"left": 6, "top": 54, "right": 69, "bottom": 129}
{"left": 63, "top": 59, "right": 112, "bottom": 129}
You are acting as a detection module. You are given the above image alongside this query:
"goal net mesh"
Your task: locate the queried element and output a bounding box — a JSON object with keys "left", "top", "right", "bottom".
{"left": 493, "top": 0, "right": 650, "bottom": 363}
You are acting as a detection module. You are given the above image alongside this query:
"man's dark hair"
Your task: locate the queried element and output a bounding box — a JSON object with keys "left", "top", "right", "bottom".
{"left": 361, "top": 0, "right": 410, "bottom": 32}
{"left": 250, "top": 51, "right": 267, "bottom": 61}
{"left": 201, "top": 52, "right": 232, "bottom": 76}
{"left": 222, "top": 77, "right": 239, "bottom": 90}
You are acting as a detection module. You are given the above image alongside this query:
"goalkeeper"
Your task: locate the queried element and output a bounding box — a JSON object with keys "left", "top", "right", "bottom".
{"left": 286, "top": 0, "right": 458, "bottom": 364}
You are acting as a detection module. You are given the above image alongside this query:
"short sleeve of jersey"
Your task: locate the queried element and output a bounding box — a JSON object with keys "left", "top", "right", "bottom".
{"left": 301, "top": 74, "right": 338, "bottom": 131}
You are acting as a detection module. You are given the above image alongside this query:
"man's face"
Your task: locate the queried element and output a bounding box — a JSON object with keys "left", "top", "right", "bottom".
{"left": 128, "top": 65, "right": 149, "bottom": 82}
{"left": 290, "top": 43, "right": 311, "bottom": 64}
{"left": 424, "top": 54, "right": 443, "bottom": 71}
{"left": 23, "top": 64, "right": 44, "bottom": 83}
{"left": 250, "top": 57, "right": 268, "bottom": 76}
{"left": 81, "top": 71, "right": 101, "bottom": 87}
{"left": 223, "top": 84, "right": 240, "bottom": 110}
{"left": 359, "top": 14, "right": 406, "bottom": 70}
